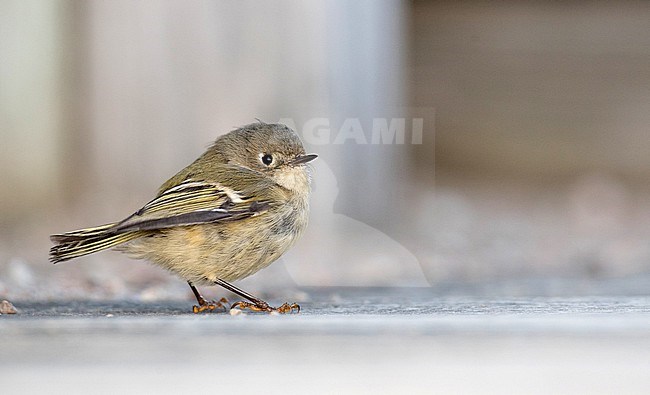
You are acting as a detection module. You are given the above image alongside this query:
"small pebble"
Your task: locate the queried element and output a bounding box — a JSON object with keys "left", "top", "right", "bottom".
{"left": 229, "top": 308, "right": 243, "bottom": 316}
{"left": 106, "top": 314, "right": 114, "bottom": 318}
{"left": 0, "top": 300, "right": 18, "bottom": 314}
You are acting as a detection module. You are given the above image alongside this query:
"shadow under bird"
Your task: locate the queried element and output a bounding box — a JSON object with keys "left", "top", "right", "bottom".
{"left": 50, "top": 122, "right": 317, "bottom": 313}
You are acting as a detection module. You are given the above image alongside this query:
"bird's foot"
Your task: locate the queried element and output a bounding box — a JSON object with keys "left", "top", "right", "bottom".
{"left": 231, "top": 300, "right": 300, "bottom": 314}
{"left": 192, "top": 297, "right": 229, "bottom": 314}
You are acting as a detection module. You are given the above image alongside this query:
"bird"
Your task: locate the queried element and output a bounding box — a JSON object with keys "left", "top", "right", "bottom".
{"left": 50, "top": 122, "right": 317, "bottom": 313}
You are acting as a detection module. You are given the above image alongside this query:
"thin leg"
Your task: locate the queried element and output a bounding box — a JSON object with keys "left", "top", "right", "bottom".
{"left": 188, "top": 281, "right": 228, "bottom": 314}
{"left": 214, "top": 278, "right": 300, "bottom": 314}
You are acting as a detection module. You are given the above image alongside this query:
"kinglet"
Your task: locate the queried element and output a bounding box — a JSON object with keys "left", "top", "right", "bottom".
{"left": 50, "top": 122, "right": 317, "bottom": 314}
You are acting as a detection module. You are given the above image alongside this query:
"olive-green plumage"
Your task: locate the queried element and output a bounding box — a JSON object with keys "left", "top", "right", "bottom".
{"left": 50, "top": 122, "right": 316, "bottom": 293}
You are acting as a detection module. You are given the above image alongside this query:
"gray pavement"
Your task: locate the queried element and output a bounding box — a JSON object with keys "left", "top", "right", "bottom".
{"left": 2, "top": 287, "right": 650, "bottom": 394}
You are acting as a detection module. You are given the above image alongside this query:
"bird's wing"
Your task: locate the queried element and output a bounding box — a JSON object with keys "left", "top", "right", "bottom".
{"left": 110, "top": 179, "right": 270, "bottom": 233}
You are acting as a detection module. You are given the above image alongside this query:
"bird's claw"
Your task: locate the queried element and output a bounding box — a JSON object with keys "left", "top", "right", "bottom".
{"left": 231, "top": 300, "right": 300, "bottom": 314}
{"left": 192, "top": 297, "right": 229, "bottom": 314}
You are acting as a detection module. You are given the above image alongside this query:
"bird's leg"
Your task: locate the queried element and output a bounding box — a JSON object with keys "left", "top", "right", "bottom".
{"left": 214, "top": 278, "right": 300, "bottom": 314}
{"left": 188, "top": 281, "right": 228, "bottom": 313}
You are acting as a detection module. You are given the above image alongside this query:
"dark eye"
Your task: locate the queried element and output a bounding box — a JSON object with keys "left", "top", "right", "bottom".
{"left": 261, "top": 154, "right": 274, "bottom": 166}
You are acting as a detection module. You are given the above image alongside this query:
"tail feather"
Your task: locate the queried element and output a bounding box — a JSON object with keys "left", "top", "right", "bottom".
{"left": 49, "top": 224, "right": 146, "bottom": 263}
{"left": 49, "top": 223, "right": 118, "bottom": 243}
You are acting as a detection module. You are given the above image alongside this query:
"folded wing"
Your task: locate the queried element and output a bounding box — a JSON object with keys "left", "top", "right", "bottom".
{"left": 49, "top": 179, "right": 271, "bottom": 262}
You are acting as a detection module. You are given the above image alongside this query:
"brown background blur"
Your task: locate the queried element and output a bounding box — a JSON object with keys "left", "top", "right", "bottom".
{"left": 2, "top": 1, "right": 650, "bottom": 300}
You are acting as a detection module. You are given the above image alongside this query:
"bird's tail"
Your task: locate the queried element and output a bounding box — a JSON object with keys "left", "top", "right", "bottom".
{"left": 49, "top": 223, "right": 144, "bottom": 263}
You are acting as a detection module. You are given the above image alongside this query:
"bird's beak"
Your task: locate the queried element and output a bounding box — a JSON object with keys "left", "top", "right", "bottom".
{"left": 290, "top": 154, "right": 318, "bottom": 165}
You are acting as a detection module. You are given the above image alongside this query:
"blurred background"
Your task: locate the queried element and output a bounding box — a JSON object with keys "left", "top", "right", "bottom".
{"left": 2, "top": 0, "right": 650, "bottom": 301}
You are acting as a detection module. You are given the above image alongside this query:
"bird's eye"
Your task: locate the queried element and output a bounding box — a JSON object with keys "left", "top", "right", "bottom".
{"left": 261, "top": 154, "right": 274, "bottom": 166}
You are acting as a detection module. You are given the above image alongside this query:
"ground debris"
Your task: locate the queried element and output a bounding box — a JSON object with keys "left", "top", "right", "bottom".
{"left": 0, "top": 300, "right": 18, "bottom": 314}
{"left": 229, "top": 308, "right": 243, "bottom": 316}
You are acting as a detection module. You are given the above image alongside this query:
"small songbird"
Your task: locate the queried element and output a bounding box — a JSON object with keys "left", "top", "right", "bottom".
{"left": 50, "top": 122, "right": 317, "bottom": 313}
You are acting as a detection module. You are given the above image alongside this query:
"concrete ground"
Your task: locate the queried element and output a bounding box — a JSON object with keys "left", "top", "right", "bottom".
{"left": 2, "top": 286, "right": 650, "bottom": 394}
